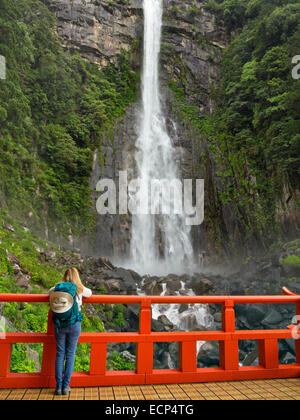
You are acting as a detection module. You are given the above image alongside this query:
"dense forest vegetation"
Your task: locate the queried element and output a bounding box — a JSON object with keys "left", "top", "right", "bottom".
{"left": 0, "top": 0, "right": 139, "bottom": 372}
{"left": 170, "top": 0, "right": 300, "bottom": 252}
{"left": 0, "top": 0, "right": 138, "bottom": 239}
{"left": 205, "top": 0, "right": 300, "bottom": 247}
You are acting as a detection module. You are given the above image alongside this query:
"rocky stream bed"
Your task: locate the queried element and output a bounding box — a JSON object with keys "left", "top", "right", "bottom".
{"left": 5, "top": 232, "right": 300, "bottom": 371}
{"left": 38, "top": 238, "right": 300, "bottom": 370}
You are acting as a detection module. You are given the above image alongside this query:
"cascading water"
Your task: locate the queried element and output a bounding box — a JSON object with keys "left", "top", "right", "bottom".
{"left": 129, "top": 0, "right": 194, "bottom": 276}
{"left": 151, "top": 283, "right": 215, "bottom": 356}
{"left": 137, "top": 280, "right": 215, "bottom": 357}
{"left": 126, "top": 1, "right": 212, "bottom": 363}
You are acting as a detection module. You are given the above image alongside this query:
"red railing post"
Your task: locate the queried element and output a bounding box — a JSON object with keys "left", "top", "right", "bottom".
{"left": 219, "top": 300, "right": 239, "bottom": 371}
{"left": 40, "top": 311, "right": 56, "bottom": 385}
{"left": 258, "top": 339, "right": 278, "bottom": 369}
{"left": 0, "top": 343, "right": 12, "bottom": 378}
{"left": 136, "top": 298, "right": 153, "bottom": 376}
{"left": 178, "top": 341, "right": 197, "bottom": 372}
{"left": 90, "top": 343, "right": 107, "bottom": 375}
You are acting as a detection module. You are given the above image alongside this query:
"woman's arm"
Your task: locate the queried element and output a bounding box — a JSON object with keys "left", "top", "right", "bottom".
{"left": 82, "top": 286, "right": 92, "bottom": 298}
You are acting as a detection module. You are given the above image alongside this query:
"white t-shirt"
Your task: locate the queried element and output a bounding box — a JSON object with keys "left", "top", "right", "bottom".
{"left": 76, "top": 286, "right": 92, "bottom": 310}
{"left": 49, "top": 284, "right": 92, "bottom": 311}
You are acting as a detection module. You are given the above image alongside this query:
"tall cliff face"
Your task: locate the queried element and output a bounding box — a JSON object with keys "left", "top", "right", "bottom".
{"left": 45, "top": 0, "right": 227, "bottom": 261}
{"left": 45, "top": 0, "right": 143, "bottom": 67}
{"left": 45, "top": 0, "right": 300, "bottom": 263}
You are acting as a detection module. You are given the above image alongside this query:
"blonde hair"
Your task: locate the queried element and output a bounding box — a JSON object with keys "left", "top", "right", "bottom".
{"left": 62, "top": 267, "right": 84, "bottom": 295}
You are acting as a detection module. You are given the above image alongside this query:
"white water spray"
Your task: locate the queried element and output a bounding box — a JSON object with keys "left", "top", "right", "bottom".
{"left": 130, "top": 0, "right": 194, "bottom": 276}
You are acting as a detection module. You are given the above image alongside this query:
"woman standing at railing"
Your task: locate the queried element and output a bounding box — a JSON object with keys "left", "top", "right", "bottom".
{"left": 49, "top": 267, "right": 92, "bottom": 396}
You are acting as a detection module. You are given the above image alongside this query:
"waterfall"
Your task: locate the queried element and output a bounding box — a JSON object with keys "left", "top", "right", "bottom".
{"left": 139, "top": 281, "right": 215, "bottom": 357}
{"left": 129, "top": 0, "right": 194, "bottom": 276}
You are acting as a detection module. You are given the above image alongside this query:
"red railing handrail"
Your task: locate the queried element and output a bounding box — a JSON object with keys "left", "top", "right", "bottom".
{"left": 0, "top": 287, "right": 300, "bottom": 389}
{"left": 1, "top": 291, "right": 300, "bottom": 304}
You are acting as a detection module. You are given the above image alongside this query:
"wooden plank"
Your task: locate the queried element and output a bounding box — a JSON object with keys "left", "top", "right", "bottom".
{"left": 0, "top": 389, "right": 12, "bottom": 400}
{"left": 113, "top": 386, "right": 130, "bottom": 400}
{"left": 22, "top": 388, "right": 41, "bottom": 400}
{"left": 69, "top": 387, "right": 84, "bottom": 400}
{"left": 126, "top": 386, "right": 145, "bottom": 400}
{"left": 140, "top": 385, "right": 159, "bottom": 400}
{"left": 179, "top": 384, "right": 205, "bottom": 400}
{"left": 99, "top": 386, "right": 114, "bottom": 400}
{"left": 152, "top": 385, "right": 174, "bottom": 400}
{"left": 1, "top": 379, "right": 298, "bottom": 400}
{"left": 166, "top": 384, "right": 190, "bottom": 400}
{"left": 84, "top": 387, "right": 99, "bottom": 400}
{"left": 38, "top": 388, "right": 55, "bottom": 400}
{"left": 6, "top": 389, "right": 26, "bottom": 400}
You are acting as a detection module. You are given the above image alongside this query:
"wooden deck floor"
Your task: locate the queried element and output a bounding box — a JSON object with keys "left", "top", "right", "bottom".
{"left": 1, "top": 378, "right": 300, "bottom": 400}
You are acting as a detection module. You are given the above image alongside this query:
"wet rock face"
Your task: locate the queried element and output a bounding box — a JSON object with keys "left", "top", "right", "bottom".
{"left": 161, "top": 0, "right": 226, "bottom": 114}
{"left": 45, "top": 0, "right": 143, "bottom": 67}
{"left": 44, "top": 1, "right": 299, "bottom": 261}
{"left": 44, "top": 0, "right": 226, "bottom": 259}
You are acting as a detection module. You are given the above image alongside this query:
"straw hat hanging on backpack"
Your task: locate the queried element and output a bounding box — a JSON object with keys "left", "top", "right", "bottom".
{"left": 49, "top": 267, "right": 92, "bottom": 396}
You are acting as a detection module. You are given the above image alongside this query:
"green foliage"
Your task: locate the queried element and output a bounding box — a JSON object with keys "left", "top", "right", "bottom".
{"left": 113, "top": 304, "right": 126, "bottom": 328}
{"left": 10, "top": 344, "right": 37, "bottom": 373}
{"left": 283, "top": 255, "right": 300, "bottom": 267}
{"left": 171, "top": 0, "right": 300, "bottom": 252}
{"left": 74, "top": 344, "right": 91, "bottom": 372}
{"left": 0, "top": 0, "right": 138, "bottom": 237}
{"left": 107, "top": 351, "right": 135, "bottom": 371}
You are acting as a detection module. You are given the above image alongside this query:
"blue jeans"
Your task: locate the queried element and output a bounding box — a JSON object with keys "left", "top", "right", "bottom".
{"left": 55, "top": 321, "right": 81, "bottom": 390}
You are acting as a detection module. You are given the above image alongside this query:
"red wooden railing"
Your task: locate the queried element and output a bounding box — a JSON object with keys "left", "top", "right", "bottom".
{"left": 0, "top": 288, "right": 300, "bottom": 389}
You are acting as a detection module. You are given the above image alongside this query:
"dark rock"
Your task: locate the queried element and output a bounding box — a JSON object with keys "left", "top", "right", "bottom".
{"left": 191, "top": 278, "right": 213, "bottom": 295}
{"left": 261, "top": 309, "right": 283, "bottom": 326}
{"left": 245, "top": 304, "right": 267, "bottom": 325}
{"left": 105, "top": 279, "right": 121, "bottom": 293}
{"left": 179, "top": 303, "right": 189, "bottom": 314}
{"left": 282, "top": 263, "right": 300, "bottom": 278}
{"left": 164, "top": 278, "right": 182, "bottom": 293}
{"left": 242, "top": 349, "right": 258, "bottom": 367}
{"left": 12, "top": 264, "right": 22, "bottom": 275}
{"left": 151, "top": 318, "right": 166, "bottom": 333}
{"left": 213, "top": 312, "right": 222, "bottom": 323}
{"left": 7, "top": 252, "right": 20, "bottom": 265}
{"left": 4, "top": 223, "right": 14, "bottom": 232}
{"left": 99, "top": 257, "right": 114, "bottom": 270}
{"left": 284, "top": 339, "right": 296, "bottom": 355}
{"left": 157, "top": 315, "right": 174, "bottom": 330}
{"left": 237, "top": 316, "right": 252, "bottom": 330}
{"left": 198, "top": 342, "right": 219, "bottom": 366}
{"left": 280, "top": 352, "right": 296, "bottom": 365}
{"left": 143, "top": 280, "right": 163, "bottom": 295}
{"left": 15, "top": 273, "right": 31, "bottom": 289}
